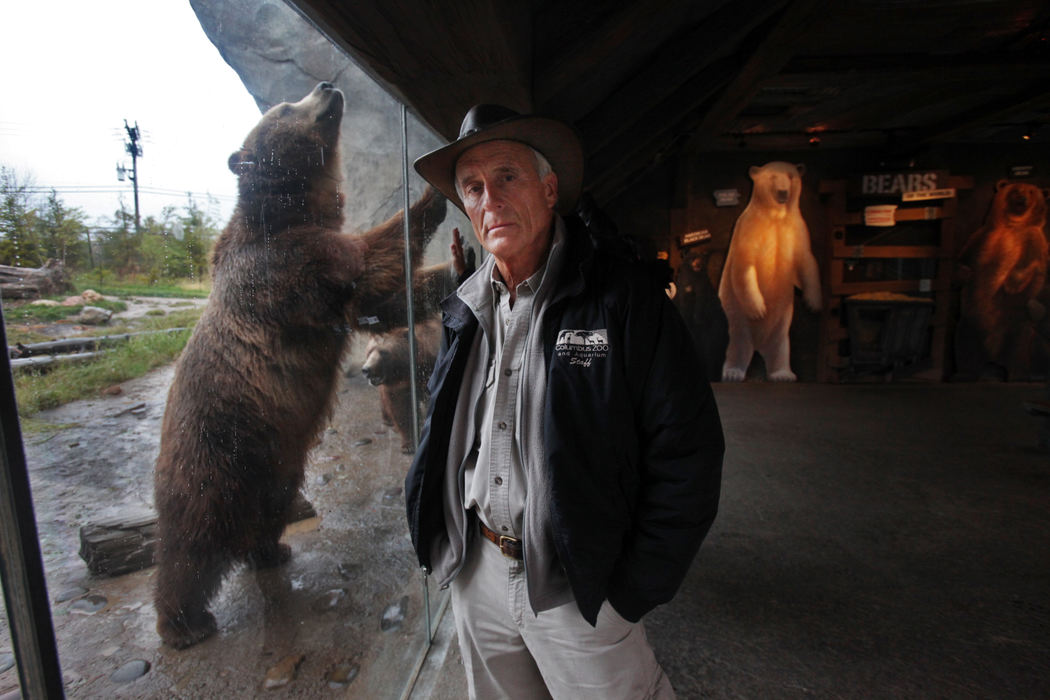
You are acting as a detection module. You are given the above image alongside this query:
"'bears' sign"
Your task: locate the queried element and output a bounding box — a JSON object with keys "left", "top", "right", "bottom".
{"left": 853, "top": 170, "right": 948, "bottom": 197}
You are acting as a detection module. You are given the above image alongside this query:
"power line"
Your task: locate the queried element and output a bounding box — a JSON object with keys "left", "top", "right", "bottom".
{"left": 20, "top": 186, "right": 235, "bottom": 201}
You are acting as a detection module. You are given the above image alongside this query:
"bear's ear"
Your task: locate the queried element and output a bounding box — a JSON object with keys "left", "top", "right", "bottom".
{"left": 749, "top": 165, "right": 760, "bottom": 178}
{"left": 795, "top": 163, "right": 806, "bottom": 177}
{"left": 228, "top": 149, "right": 256, "bottom": 175}
{"left": 995, "top": 179, "right": 1009, "bottom": 192}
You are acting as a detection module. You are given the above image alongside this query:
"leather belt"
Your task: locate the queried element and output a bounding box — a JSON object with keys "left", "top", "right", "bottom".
{"left": 479, "top": 521, "right": 523, "bottom": 560}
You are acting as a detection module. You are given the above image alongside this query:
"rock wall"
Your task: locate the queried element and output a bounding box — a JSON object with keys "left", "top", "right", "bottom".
{"left": 189, "top": 0, "right": 448, "bottom": 236}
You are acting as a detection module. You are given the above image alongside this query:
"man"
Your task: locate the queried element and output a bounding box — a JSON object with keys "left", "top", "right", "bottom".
{"left": 406, "top": 104, "right": 724, "bottom": 699}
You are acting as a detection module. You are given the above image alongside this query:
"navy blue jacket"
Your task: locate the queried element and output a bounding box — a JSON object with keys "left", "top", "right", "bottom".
{"left": 404, "top": 219, "right": 724, "bottom": 625}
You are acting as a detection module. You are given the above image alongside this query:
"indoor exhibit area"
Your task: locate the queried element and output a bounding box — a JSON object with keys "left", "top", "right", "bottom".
{"left": 1, "top": 1, "right": 1047, "bottom": 697}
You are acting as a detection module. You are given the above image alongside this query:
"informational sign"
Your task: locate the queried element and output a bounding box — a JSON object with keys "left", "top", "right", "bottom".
{"left": 713, "top": 189, "right": 740, "bottom": 207}
{"left": 855, "top": 170, "right": 948, "bottom": 197}
{"left": 679, "top": 229, "right": 712, "bottom": 247}
{"left": 1010, "top": 165, "right": 1035, "bottom": 178}
{"left": 864, "top": 204, "right": 898, "bottom": 227}
{"left": 902, "top": 188, "right": 956, "bottom": 202}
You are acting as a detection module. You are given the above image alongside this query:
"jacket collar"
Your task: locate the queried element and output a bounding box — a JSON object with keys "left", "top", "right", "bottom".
{"left": 550, "top": 214, "right": 593, "bottom": 305}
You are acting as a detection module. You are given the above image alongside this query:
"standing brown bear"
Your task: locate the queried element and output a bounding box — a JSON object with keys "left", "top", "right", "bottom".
{"left": 361, "top": 318, "right": 443, "bottom": 453}
{"left": 153, "top": 82, "right": 446, "bottom": 649}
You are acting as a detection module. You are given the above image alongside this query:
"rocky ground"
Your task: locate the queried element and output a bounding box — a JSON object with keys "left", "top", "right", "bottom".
{"left": 1, "top": 299, "right": 436, "bottom": 698}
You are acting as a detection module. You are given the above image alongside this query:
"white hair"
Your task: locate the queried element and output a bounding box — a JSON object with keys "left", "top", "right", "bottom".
{"left": 454, "top": 144, "right": 554, "bottom": 201}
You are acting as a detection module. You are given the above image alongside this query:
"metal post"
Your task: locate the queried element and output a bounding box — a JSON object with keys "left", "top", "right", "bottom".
{"left": 123, "top": 120, "right": 142, "bottom": 235}
{"left": 0, "top": 302, "right": 65, "bottom": 699}
{"left": 400, "top": 105, "right": 421, "bottom": 450}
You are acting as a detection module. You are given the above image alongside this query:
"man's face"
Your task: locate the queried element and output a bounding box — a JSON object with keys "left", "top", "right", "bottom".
{"left": 455, "top": 140, "right": 558, "bottom": 272}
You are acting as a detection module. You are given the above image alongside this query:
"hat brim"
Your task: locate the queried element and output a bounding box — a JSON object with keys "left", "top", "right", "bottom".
{"left": 413, "top": 115, "right": 583, "bottom": 216}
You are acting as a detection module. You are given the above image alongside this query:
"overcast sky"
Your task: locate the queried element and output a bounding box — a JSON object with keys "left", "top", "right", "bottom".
{"left": 0, "top": 0, "right": 263, "bottom": 226}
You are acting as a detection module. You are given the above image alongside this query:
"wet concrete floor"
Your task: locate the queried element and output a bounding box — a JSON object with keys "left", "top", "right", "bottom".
{"left": 414, "top": 381, "right": 1050, "bottom": 699}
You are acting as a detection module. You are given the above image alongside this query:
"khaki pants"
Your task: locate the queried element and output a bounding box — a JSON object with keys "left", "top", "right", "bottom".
{"left": 450, "top": 532, "right": 675, "bottom": 700}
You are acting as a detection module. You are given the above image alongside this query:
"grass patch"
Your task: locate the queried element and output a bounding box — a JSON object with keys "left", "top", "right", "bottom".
{"left": 72, "top": 274, "right": 211, "bottom": 299}
{"left": 107, "top": 307, "right": 203, "bottom": 335}
{"left": 18, "top": 416, "right": 82, "bottom": 438}
{"left": 2, "top": 299, "right": 128, "bottom": 324}
{"left": 13, "top": 327, "right": 193, "bottom": 417}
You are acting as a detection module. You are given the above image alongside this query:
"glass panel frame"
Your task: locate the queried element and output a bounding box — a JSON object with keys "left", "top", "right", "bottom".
{"left": 0, "top": 2, "right": 458, "bottom": 696}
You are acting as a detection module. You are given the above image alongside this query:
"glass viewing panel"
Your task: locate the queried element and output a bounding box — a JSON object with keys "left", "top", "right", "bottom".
{"left": 405, "top": 109, "right": 477, "bottom": 639}
{"left": 0, "top": 611, "right": 15, "bottom": 696}
{"left": 0, "top": 0, "right": 446, "bottom": 695}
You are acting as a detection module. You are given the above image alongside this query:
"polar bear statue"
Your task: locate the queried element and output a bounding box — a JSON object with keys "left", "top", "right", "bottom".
{"left": 718, "top": 161, "right": 821, "bottom": 381}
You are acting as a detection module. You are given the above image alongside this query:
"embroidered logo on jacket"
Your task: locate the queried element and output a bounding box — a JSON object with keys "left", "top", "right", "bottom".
{"left": 555, "top": 329, "right": 609, "bottom": 367}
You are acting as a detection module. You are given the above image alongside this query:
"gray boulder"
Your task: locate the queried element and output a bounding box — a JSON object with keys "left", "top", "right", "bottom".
{"left": 189, "top": 0, "right": 448, "bottom": 237}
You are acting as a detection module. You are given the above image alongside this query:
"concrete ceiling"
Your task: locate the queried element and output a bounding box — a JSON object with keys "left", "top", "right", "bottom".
{"left": 289, "top": 0, "right": 1050, "bottom": 203}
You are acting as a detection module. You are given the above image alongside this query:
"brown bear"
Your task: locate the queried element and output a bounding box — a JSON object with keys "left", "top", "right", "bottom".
{"left": 718, "top": 161, "right": 821, "bottom": 381}
{"left": 956, "top": 180, "right": 1049, "bottom": 379}
{"left": 360, "top": 318, "right": 443, "bottom": 453}
{"left": 152, "top": 82, "right": 446, "bottom": 649}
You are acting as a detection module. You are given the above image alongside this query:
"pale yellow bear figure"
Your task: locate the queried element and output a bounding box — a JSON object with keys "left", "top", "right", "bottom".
{"left": 718, "top": 161, "right": 821, "bottom": 381}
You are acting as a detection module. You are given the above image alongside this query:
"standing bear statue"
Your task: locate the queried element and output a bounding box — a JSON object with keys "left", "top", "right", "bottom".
{"left": 718, "top": 161, "right": 821, "bottom": 381}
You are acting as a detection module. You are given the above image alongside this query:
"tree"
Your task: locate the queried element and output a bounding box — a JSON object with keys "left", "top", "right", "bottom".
{"left": 101, "top": 198, "right": 138, "bottom": 276}
{"left": 36, "top": 189, "right": 90, "bottom": 269}
{"left": 177, "top": 194, "right": 220, "bottom": 281}
{"left": 0, "top": 166, "right": 43, "bottom": 267}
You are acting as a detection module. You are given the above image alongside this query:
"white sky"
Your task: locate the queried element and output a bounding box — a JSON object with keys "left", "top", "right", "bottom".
{"left": 0, "top": 0, "right": 263, "bottom": 226}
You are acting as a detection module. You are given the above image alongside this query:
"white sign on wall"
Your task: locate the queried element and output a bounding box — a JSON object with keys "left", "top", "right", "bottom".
{"left": 864, "top": 204, "right": 898, "bottom": 227}
{"left": 902, "top": 188, "right": 956, "bottom": 202}
{"left": 713, "top": 189, "right": 740, "bottom": 207}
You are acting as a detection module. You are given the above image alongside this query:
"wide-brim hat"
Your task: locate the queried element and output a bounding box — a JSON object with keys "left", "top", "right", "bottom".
{"left": 414, "top": 104, "right": 584, "bottom": 215}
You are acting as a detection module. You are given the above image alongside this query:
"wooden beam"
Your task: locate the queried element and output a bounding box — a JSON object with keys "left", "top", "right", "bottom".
{"left": 589, "top": 0, "right": 832, "bottom": 202}
{"left": 586, "top": 59, "right": 732, "bottom": 201}
{"left": 571, "top": 0, "right": 784, "bottom": 156}
{"left": 684, "top": 0, "right": 831, "bottom": 153}
{"left": 781, "top": 53, "right": 1050, "bottom": 77}
{"left": 915, "top": 89, "right": 1050, "bottom": 145}
{"left": 535, "top": 0, "right": 731, "bottom": 122}
{"left": 289, "top": 0, "right": 532, "bottom": 139}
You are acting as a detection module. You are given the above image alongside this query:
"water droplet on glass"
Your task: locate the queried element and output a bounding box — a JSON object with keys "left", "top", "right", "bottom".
{"left": 380, "top": 596, "right": 408, "bottom": 631}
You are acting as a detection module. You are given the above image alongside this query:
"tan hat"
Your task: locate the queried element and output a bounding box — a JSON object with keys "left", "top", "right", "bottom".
{"left": 413, "top": 104, "right": 584, "bottom": 215}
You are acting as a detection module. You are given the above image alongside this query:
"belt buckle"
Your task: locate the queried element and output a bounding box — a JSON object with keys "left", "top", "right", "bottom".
{"left": 498, "top": 534, "right": 520, "bottom": 559}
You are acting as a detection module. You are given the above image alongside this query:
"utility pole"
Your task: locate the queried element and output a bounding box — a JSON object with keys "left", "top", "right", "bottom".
{"left": 116, "top": 120, "right": 142, "bottom": 235}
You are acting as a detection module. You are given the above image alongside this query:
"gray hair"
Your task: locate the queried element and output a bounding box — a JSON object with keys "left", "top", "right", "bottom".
{"left": 454, "top": 144, "right": 554, "bottom": 201}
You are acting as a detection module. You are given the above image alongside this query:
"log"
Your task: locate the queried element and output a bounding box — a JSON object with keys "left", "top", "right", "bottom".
{"left": 11, "top": 352, "right": 105, "bottom": 371}
{"left": 77, "top": 493, "right": 318, "bottom": 577}
{"left": 9, "top": 328, "right": 190, "bottom": 359}
{"left": 0, "top": 259, "right": 72, "bottom": 300}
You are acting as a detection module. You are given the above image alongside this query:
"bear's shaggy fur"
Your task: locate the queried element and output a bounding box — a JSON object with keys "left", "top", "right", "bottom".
{"left": 152, "top": 82, "right": 446, "bottom": 649}
{"left": 361, "top": 318, "right": 443, "bottom": 453}
{"left": 956, "top": 180, "right": 1049, "bottom": 379}
{"left": 718, "top": 161, "right": 821, "bottom": 382}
